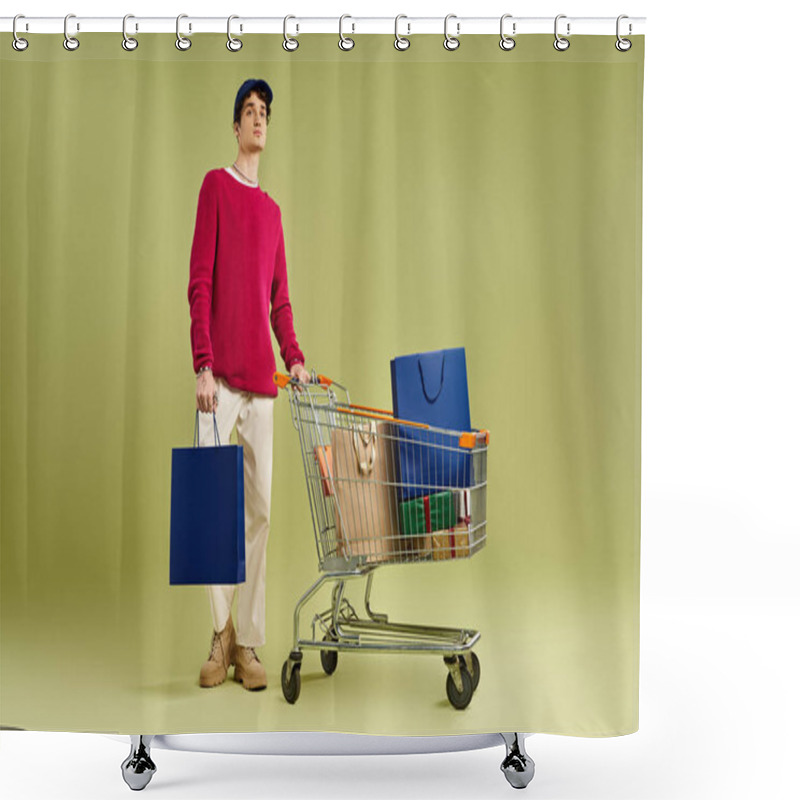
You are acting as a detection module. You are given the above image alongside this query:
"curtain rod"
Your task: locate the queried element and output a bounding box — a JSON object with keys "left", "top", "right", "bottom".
{"left": 2, "top": 15, "right": 646, "bottom": 37}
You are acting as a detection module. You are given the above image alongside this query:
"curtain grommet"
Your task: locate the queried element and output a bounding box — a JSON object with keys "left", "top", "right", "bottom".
{"left": 12, "top": 15, "right": 29, "bottom": 51}
{"left": 122, "top": 14, "right": 138, "bottom": 51}
{"left": 615, "top": 15, "right": 632, "bottom": 51}
{"left": 553, "top": 14, "right": 570, "bottom": 51}
{"left": 226, "top": 15, "right": 243, "bottom": 52}
{"left": 176, "top": 14, "right": 191, "bottom": 51}
{"left": 283, "top": 15, "right": 299, "bottom": 52}
{"left": 63, "top": 13, "right": 80, "bottom": 51}
{"left": 339, "top": 14, "right": 355, "bottom": 51}
{"left": 499, "top": 14, "right": 516, "bottom": 51}
{"left": 443, "top": 14, "right": 460, "bottom": 51}
{"left": 394, "top": 15, "right": 411, "bottom": 51}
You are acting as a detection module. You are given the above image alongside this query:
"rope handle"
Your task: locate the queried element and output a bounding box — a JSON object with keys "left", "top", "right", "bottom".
{"left": 193, "top": 410, "right": 221, "bottom": 447}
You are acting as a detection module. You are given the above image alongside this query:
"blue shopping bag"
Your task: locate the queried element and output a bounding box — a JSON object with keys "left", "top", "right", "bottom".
{"left": 170, "top": 411, "right": 245, "bottom": 585}
{"left": 390, "top": 348, "right": 473, "bottom": 501}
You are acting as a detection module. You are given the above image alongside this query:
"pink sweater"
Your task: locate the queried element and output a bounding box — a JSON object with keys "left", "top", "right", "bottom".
{"left": 188, "top": 168, "right": 304, "bottom": 397}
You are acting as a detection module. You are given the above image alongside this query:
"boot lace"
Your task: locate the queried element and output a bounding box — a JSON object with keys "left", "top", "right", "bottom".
{"left": 240, "top": 646, "right": 261, "bottom": 663}
{"left": 207, "top": 631, "right": 224, "bottom": 661}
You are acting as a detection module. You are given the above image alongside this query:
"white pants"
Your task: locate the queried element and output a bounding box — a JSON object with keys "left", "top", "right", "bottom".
{"left": 197, "top": 377, "right": 275, "bottom": 648}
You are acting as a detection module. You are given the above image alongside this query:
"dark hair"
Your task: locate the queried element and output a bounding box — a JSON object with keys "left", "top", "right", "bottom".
{"left": 234, "top": 87, "right": 271, "bottom": 127}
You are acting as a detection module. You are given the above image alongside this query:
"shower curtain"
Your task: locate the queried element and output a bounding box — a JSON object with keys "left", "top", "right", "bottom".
{"left": 0, "top": 30, "right": 644, "bottom": 737}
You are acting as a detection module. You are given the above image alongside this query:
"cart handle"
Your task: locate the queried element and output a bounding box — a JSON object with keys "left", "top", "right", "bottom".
{"left": 346, "top": 404, "right": 489, "bottom": 445}
{"left": 274, "top": 371, "right": 333, "bottom": 389}
{"left": 459, "top": 430, "right": 491, "bottom": 449}
{"left": 340, "top": 408, "right": 490, "bottom": 447}
{"left": 347, "top": 402, "right": 392, "bottom": 415}
{"left": 275, "top": 373, "right": 489, "bottom": 446}
{"left": 336, "top": 406, "right": 430, "bottom": 429}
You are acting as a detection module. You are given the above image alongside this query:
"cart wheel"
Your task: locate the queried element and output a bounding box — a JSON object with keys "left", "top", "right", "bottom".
{"left": 460, "top": 652, "right": 481, "bottom": 691}
{"left": 281, "top": 659, "right": 301, "bottom": 704}
{"left": 320, "top": 633, "right": 339, "bottom": 676}
{"left": 446, "top": 663, "right": 474, "bottom": 710}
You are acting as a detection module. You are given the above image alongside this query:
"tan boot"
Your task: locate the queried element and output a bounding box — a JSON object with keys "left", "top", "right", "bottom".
{"left": 233, "top": 644, "right": 267, "bottom": 691}
{"left": 199, "top": 615, "right": 235, "bottom": 688}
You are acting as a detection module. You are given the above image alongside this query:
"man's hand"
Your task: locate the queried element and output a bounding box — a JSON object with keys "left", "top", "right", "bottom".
{"left": 290, "top": 362, "right": 311, "bottom": 386}
{"left": 196, "top": 370, "right": 218, "bottom": 413}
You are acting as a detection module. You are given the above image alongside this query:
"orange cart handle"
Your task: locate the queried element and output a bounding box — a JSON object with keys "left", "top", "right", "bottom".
{"left": 274, "top": 372, "right": 333, "bottom": 389}
{"left": 459, "top": 429, "right": 490, "bottom": 449}
{"left": 274, "top": 373, "right": 488, "bottom": 444}
{"left": 340, "top": 405, "right": 488, "bottom": 443}
{"left": 340, "top": 409, "right": 488, "bottom": 443}
{"left": 336, "top": 406, "right": 430, "bottom": 430}
{"left": 348, "top": 402, "right": 394, "bottom": 415}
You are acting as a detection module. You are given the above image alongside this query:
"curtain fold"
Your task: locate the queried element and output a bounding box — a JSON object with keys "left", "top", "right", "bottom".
{"left": 1, "top": 32, "right": 644, "bottom": 736}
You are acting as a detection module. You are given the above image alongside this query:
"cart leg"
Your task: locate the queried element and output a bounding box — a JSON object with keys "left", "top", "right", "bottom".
{"left": 499, "top": 733, "right": 535, "bottom": 789}
{"left": 293, "top": 573, "right": 337, "bottom": 650}
{"left": 121, "top": 735, "right": 156, "bottom": 791}
{"left": 364, "top": 570, "right": 388, "bottom": 623}
{"left": 331, "top": 580, "right": 346, "bottom": 633}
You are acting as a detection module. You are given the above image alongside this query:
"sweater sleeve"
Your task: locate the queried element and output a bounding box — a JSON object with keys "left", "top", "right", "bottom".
{"left": 187, "top": 171, "right": 217, "bottom": 373}
{"left": 270, "top": 209, "right": 305, "bottom": 370}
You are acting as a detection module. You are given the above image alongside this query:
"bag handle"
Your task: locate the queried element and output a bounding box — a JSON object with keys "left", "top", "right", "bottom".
{"left": 418, "top": 352, "right": 446, "bottom": 404}
{"left": 193, "top": 410, "right": 222, "bottom": 448}
{"left": 351, "top": 420, "right": 377, "bottom": 474}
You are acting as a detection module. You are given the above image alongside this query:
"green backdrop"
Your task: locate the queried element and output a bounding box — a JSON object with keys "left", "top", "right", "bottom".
{"left": 0, "top": 32, "right": 643, "bottom": 735}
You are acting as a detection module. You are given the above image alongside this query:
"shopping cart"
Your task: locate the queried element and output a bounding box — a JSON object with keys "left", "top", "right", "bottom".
{"left": 274, "top": 371, "right": 489, "bottom": 710}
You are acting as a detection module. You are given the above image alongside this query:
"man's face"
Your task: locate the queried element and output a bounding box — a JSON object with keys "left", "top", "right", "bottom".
{"left": 235, "top": 91, "right": 267, "bottom": 152}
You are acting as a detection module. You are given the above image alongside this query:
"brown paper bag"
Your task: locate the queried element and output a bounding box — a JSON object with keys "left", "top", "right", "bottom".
{"left": 330, "top": 420, "right": 400, "bottom": 562}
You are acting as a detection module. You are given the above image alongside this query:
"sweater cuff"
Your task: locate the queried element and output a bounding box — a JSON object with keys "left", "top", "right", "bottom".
{"left": 287, "top": 357, "right": 304, "bottom": 369}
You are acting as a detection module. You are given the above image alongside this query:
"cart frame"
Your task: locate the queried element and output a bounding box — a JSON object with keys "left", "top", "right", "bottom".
{"left": 275, "top": 372, "right": 489, "bottom": 709}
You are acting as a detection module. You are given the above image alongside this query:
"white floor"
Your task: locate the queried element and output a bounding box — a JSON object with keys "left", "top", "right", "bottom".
{"left": 2, "top": 594, "right": 798, "bottom": 799}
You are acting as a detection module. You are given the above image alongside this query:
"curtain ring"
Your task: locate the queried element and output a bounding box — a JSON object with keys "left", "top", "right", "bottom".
{"left": 553, "top": 14, "right": 570, "bottom": 51}
{"left": 394, "top": 15, "right": 410, "bottom": 50}
{"left": 227, "top": 15, "right": 243, "bottom": 51}
{"left": 443, "top": 14, "right": 460, "bottom": 51}
{"left": 499, "top": 14, "right": 516, "bottom": 51}
{"left": 176, "top": 14, "right": 191, "bottom": 51}
{"left": 122, "top": 14, "right": 138, "bottom": 51}
{"left": 12, "top": 14, "right": 29, "bottom": 52}
{"left": 283, "top": 15, "right": 299, "bottom": 51}
{"left": 339, "top": 14, "right": 355, "bottom": 51}
{"left": 615, "top": 14, "right": 632, "bottom": 51}
{"left": 63, "top": 13, "right": 80, "bottom": 51}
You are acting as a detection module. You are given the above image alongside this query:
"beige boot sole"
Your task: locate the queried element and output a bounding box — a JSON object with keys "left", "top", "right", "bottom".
{"left": 233, "top": 666, "right": 267, "bottom": 691}
{"left": 199, "top": 665, "right": 230, "bottom": 688}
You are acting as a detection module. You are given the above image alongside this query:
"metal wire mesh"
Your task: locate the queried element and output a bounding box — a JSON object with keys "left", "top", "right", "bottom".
{"left": 284, "top": 380, "right": 488, "bottom": 572}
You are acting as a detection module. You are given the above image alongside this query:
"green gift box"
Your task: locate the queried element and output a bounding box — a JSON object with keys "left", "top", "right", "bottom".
{"left": 400, "top": 491, "right": 457, "bottom": 536}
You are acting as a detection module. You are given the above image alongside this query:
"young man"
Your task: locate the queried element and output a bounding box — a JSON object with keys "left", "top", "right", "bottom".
{"left": 188, "top": 78, "right": 310, "bottom": 691}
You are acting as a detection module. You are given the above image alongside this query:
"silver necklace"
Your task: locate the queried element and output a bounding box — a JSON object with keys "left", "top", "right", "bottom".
{"left": 231, "top": 162, "right": 259, "bottom": 187}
